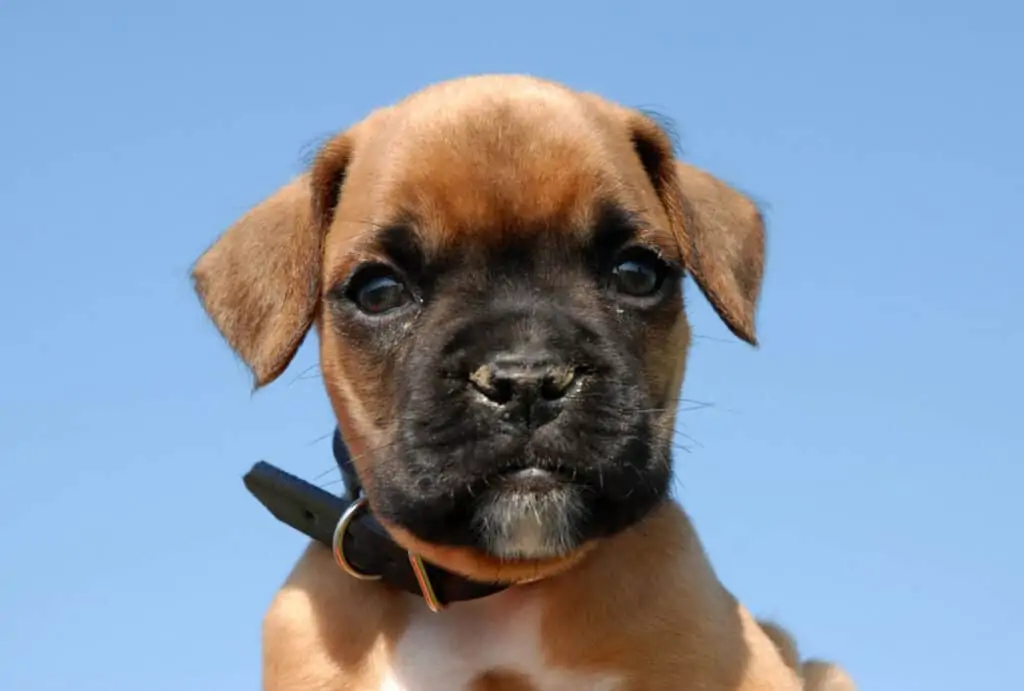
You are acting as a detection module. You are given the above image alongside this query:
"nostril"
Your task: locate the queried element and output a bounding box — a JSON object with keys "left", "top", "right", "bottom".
{"left": 469, "top": 364, "right": 514, "bottom": 404}
{"left": 468, "top": 357, "right": 579, "bottom": 406}
{"left": 490, "top": 378, "right": 514, "bottom": 404}
{"left": 540, "top": 365, "right": 577, "bottom": 400}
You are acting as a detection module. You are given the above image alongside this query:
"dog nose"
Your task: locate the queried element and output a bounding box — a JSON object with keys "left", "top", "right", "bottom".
{"left": 469, "top": 351, "right": 578, "bottom": 409}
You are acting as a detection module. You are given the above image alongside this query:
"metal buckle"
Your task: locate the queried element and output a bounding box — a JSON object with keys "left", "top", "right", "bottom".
{"left": 408, "top": 553, "right": 445, "bottom": 613}
{"left": 332, "top": 498, "right": 382, "bottom": 581}
{"left": 332, "top": 497, "right": 446, "bottom": 613}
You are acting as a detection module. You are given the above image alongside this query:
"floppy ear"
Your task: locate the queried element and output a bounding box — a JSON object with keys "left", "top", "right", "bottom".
{"left": 191, "top": 174, "right": 322, "bottom": 388}
{"left": 629, "top": 116, "right": 766, "bottom": 345}
{"left": 192, "top": 134, "right": 356, "bottom": 388}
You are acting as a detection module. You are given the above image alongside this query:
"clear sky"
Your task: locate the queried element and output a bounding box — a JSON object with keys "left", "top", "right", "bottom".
{"left": 1, "top": 1, "right": 1021, "bottom": 689}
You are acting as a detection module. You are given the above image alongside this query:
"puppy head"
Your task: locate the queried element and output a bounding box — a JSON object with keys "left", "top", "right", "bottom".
{"left": 193, "top": 75, "right": 765, "bottom": 583}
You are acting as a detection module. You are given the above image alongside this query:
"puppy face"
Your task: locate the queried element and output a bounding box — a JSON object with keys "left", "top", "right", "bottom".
{"left": 193, "top": 75, "right": 765, "bottom": 581}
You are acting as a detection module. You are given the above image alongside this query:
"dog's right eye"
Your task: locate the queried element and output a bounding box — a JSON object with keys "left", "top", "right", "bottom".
{"left": 348, "top": 270, "right": 413, "bottom": 315}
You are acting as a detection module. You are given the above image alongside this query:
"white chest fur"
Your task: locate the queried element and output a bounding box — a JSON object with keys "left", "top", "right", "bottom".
{"left": 377, "top": 591, "right": 621, "bottom": 691}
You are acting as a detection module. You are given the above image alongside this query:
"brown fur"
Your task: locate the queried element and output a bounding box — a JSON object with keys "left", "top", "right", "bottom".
{"left": 470, "top": 670, "right": 538, "bottom": 691}
{"left": 193, "top": 74, "right": 853, "bottom": 690}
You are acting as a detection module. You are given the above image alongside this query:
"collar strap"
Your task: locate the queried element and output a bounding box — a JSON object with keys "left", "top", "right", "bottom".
{"left": 241, "top": 431, "right": 509, "bottom": 611}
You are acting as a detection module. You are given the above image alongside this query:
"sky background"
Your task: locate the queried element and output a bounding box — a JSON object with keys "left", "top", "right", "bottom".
{"left": 1, "top": 1, "right": 1021, "bottom": 689}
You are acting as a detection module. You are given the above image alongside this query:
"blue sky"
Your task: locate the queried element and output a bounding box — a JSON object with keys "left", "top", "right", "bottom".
{"left": 1, "top": 0, "right": 1021, "bottom": 689}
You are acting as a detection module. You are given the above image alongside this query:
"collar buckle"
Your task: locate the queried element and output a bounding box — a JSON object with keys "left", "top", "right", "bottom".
{"left": 331, "top": 497, "right": 381, "bottom": 581}
{"left": 332, "top": 495, "right": 446, "bottom": 612}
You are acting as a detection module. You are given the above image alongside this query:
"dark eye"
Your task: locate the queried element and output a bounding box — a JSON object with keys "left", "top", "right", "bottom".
{"left": 349, "top": 271, "right": 412, "bottom": 315}
{"left": 612, "top": 252, "right": 667, "bottom": 297}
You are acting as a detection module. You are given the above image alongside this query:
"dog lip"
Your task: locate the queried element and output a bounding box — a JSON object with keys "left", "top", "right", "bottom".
{"left": 510, "top": 467, "right": 553, "bottom": 480}
{"left": 496, "top": 466, "right": 570, "bottom": 491}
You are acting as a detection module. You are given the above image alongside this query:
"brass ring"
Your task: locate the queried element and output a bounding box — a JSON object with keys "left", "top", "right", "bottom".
{"left": 332, "top": 497, "right": 382, "bottom": 581}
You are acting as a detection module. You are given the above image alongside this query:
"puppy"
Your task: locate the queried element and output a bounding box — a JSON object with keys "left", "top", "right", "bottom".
{"left": 193, "top": 74, "right": 855, "bottom": 690}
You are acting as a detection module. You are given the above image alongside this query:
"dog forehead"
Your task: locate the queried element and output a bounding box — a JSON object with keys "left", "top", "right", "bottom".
{"left": 370, "top": 81, "right": 634, "bottom": 250}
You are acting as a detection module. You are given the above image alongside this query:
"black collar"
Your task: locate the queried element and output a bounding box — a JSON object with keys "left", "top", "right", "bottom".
{"left": 242, "top": 428, "right": 509, "bottom": 611}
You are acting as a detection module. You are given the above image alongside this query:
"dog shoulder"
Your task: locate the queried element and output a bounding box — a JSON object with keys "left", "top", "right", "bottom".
{"left": 801, "top": 660, "right": 857, "bottom": 691}
{"left": 757, "top": 620, "right": 857, "bottom": 691}
{"left": 262, "top": 543, "right": 409, "bottom": 691}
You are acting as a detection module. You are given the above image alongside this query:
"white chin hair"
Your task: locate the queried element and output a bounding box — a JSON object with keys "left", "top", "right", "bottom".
{"left": 474, "top": 487, "right": 585, "bottom": 560}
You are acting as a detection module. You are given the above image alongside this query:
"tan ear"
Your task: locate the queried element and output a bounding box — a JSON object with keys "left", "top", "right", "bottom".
{"left": 628, "top": 115, "right": 766, "bottom": 345}
{"left": 672, "top": 161, "right": 766, "bottom": 345}
{"left": 191, "top": 173, "right": 323, "bottom": 388}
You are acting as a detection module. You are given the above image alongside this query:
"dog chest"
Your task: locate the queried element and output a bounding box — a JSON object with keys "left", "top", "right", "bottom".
{"left": 376, "top": 596, "right": 622, "bottom": 691}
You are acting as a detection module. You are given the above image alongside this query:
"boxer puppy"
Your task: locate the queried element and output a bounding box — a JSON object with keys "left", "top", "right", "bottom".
{"left": 193, "top": 74, "right": 855, "bottom": 690}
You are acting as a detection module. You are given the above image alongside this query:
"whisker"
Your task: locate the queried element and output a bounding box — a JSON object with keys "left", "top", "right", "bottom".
{"left": 306, "top": 431, "right": 334, "bottom": 447}
{"left": 312, "top": 465, "right": 340, "bottom": 483}
{"left": 287, "top": 364, "right": 322, "bottom": 386}
{"left": 691, "top": 333, "right": 736, "bottom": 345}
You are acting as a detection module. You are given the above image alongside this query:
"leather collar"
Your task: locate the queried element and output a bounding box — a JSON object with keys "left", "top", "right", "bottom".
{"left": 242, "top": 428, "right": 509, "bottom": 611}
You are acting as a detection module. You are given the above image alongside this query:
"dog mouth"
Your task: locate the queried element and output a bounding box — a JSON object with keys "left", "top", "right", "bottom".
{"left": 473, "top": 468, "right": 587, "bottom": 560}
{"left": 492, "top": 466, "right": 574, "bottom": 493}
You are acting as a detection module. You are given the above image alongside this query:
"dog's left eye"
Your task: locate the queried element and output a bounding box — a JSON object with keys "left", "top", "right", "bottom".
{"left": 612, "top": 252, "right": 667, "bottom": 297}
{"left": 350, "top": 272, "right": 413, "bottom": 315}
